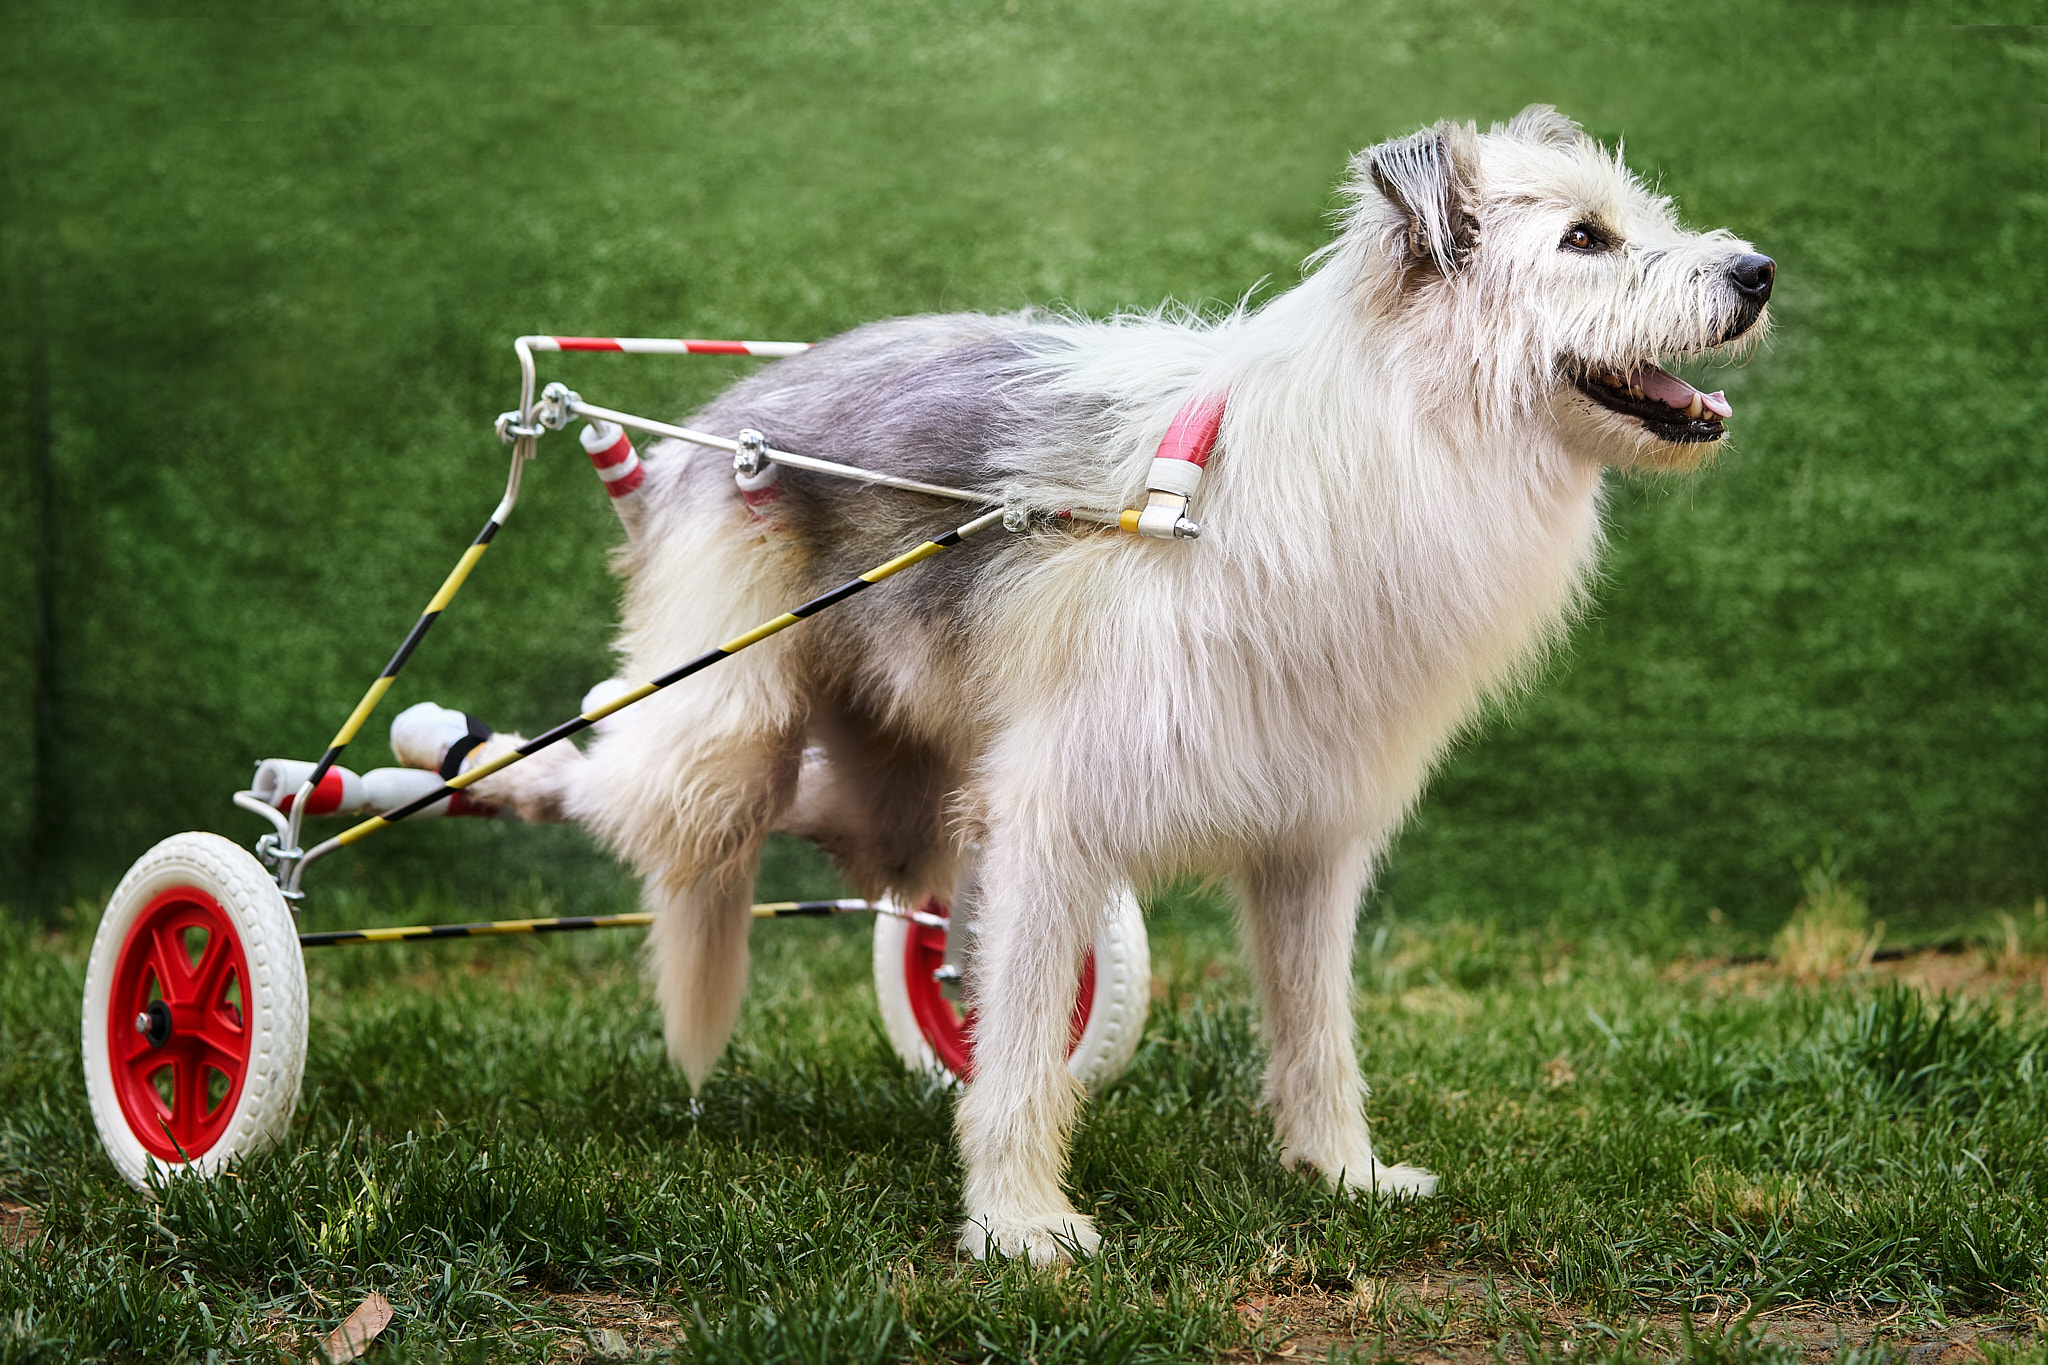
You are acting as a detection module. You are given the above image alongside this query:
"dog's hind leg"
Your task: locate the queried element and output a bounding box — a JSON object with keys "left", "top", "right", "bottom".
{"left": 568, "top": 665, "right": 804, "bottom": 1089}
{"left": 641, "top": 853, "right": 771, "bottom": 1090}
{"left": 602, "top": 722, "right": 801, "bottom": 1089}
{"left": 1237, "top": 841, "right": 1438, "bottom": 1199}
{"left": 953, "top": 824, "right": 1106, "bottom": 1264}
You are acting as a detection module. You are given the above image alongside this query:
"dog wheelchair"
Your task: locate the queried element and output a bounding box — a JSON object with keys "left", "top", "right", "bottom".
{"left": 80, "top": 333, "right": 1227, "bottom": 1191}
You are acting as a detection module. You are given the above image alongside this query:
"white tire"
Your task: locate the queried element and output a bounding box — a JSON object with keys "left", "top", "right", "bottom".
{"left": 872, "top": 887, "right": 1149, "bottom": 1090}
{"left": 82, "top": 832, "right": 307, "bottom": 1193}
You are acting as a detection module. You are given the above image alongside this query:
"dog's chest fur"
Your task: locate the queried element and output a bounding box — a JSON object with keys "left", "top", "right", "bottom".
{"left": 972, "top": 413, "right": 1605, "bottom": 853}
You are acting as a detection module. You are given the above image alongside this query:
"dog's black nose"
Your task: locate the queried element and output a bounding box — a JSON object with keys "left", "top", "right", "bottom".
{"left": 1729, "top": 253, "right": 1775, "bottom": 303}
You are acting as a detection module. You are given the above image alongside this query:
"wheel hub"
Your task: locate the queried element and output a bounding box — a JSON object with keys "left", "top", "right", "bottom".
{"left": 136, "top": 998, "right": 174, "bottom": 1049}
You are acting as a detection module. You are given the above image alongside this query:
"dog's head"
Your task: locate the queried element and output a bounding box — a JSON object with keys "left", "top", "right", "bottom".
{"left": 1341, "top": 106, "right": 1772, "bottom": 470}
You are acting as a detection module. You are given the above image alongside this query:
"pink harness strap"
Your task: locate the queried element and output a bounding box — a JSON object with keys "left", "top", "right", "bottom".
{"left": 1130, "top": 391, "right": 1225, "bottom": 538}
{"left": 1155, "top": 393, "right": 1227, "bottom": 470}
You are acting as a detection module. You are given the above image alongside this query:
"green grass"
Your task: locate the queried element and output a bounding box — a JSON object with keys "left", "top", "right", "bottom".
{"left": 1, "top": 0, "right": 2044, "bottom": 926}
{"left": 4, "top": 873, "right": 2047, "bottom": 1361}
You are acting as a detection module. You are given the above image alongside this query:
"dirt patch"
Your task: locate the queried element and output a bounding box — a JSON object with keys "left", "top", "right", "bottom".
{"left": 541, "top": 1291, "right": 686, "bottom": 1359}
{"left": 1226, "top": 1273, "right": 2039, "bottom": 1363}
{"left": 0, "top": 1201, "right": 40, "bottom": 1249}
{"left": 1676, "top": 946, "right": 2048, "bottom": 1004}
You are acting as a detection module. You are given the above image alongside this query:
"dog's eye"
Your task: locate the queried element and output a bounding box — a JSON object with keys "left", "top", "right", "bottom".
{"left": 1561, "top": 223, "right": 1609, "bottom": 253}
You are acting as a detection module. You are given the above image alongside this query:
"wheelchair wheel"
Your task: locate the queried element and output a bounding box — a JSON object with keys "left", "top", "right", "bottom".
{"left": 871, "top": 887, "right": 1148, "bottom": 1090}
{"left": 82, "top": 832, "right": 308, "bottom": 1192}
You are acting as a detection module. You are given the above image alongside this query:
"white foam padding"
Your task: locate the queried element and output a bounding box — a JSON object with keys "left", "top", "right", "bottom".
{"left": 390, "top": 701, "right": 470, "bottom": 772}
{"left": 362, "top": 766, "right": 454, "bottom": 817}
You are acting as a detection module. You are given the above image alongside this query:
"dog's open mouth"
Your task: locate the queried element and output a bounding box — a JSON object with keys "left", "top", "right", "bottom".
{"left": 1573, "top": 361, "right": 1730, "bottom": 443}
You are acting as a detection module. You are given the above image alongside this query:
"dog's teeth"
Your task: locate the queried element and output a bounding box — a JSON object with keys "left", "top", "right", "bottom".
{"left": 1685, "top": 393, "right": 1703, "bottom": 419}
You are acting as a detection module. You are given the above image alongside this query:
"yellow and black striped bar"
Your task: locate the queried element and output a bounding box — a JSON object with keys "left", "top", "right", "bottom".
{"left": 298, "top": 899, "right": 874, "bottom": 947}
{"left": 302, "top": 518, "right": 501, "bottom": 793}
{"left": 318, "top": 507, "right": 1005, "bottom": 852}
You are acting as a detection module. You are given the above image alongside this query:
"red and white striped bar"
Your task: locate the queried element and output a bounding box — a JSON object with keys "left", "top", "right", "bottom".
{"left": 526, "top": 336, "right": 813, "bottom": 358}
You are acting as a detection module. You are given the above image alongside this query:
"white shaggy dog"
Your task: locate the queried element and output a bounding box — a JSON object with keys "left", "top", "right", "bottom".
{"left": 463, "top": 106, "right": 1772, "bottom": 1263}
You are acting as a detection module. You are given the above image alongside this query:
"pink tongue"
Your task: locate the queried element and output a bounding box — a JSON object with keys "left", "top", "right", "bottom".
{"left": 1630, "top": 364, "right": 1732, "bottom": 420}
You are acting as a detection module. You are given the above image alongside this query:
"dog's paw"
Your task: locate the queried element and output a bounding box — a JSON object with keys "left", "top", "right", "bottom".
{"left": 959, "top": 1211, "right": 1101, "bottom": 1265}
{"left": 1292, "top": 1153, "right": 1440, "bottom": 1200}
{"left": 1354, "top": 1162, "right": 1439, "bottom": 1200}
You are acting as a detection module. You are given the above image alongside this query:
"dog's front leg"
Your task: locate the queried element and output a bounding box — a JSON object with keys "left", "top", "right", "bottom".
{"left": 1237, "top": 842, "right": 1437, "bottom": 1199}
{"left": 953, "top": 834, "right": 1102, "bottom": 1264}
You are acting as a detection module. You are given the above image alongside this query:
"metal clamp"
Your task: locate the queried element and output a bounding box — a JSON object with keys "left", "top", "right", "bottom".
{"left": 232, "top": 791, "right": 307, "bottom": 902}
{"left": 253, "top": 834, "right": 307, "bottom": 903}
{"left": 537, "top": 382, "right": 581, "bottom": 430}
{"left": 733, "top": 428, "right": 770, "bottom": 478}
{"left": 495, "top": 410, "right": 545, "bottom": 443}
{"left": 1134, "top": 492, "right": 1202, "bottom": 540}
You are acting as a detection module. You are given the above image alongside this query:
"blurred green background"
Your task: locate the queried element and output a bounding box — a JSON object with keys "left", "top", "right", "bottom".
{"left": 1, "top": 1, "right": 2042, "bottom": 932}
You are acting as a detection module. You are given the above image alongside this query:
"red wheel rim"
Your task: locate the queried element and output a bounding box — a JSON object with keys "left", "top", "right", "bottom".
{"left": 901, "top": 896, "right": 1096, "bottom": 1082}
{"left": 107, "top": 886, "right": 253, "bottom": 1163}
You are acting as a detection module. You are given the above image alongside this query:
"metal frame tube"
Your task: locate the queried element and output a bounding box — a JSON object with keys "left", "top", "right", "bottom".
{"left": 293, "top": 897, "right": 942, "bottom": 948}
{"left": 523, "top": 335, "right": 813, "bottom": 358}
{"left": 565, "top": 398, "right": 993, "bottom": 505}
{"left": 278, "top": 436, "right": 532, "bottom": 868}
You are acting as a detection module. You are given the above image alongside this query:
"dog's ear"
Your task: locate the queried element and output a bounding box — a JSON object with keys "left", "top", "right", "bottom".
{"left": 1360, "top": 120, "right": 1480, "bottom": 274}
{"left": 1498, "top": 104, "right": 1588, "bottom": 151}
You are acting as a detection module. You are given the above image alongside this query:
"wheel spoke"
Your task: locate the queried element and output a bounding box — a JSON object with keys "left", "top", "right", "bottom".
{"left": 151, "top": 923, "right": 195, "bottom": 1003}
{"left": 207, "top": 985, "right": 245, "bottom": 1043}
{"left": 117, "top": 1018, "right": 156, "bottom": 1064}
{"left": 184, "top": 1021, "right": 245, "bottom": 1074}
{"left": 151, "top": 1062, "right": 177, "bottom": 1123}
{"left": 176, "top": 1054, "right": 211, "bottom": 1146}
{"left": 192, "top": 925, "right": 234, "bottom": 1006}
{"left": 119, "top": 1047, "right": 167, "bottom": 1103}
{"left": 142, "top": 930, "right": 182, "bottom": 1008}
{"left": 148, "top": 1057, "right": 186, "bottom": 1146}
